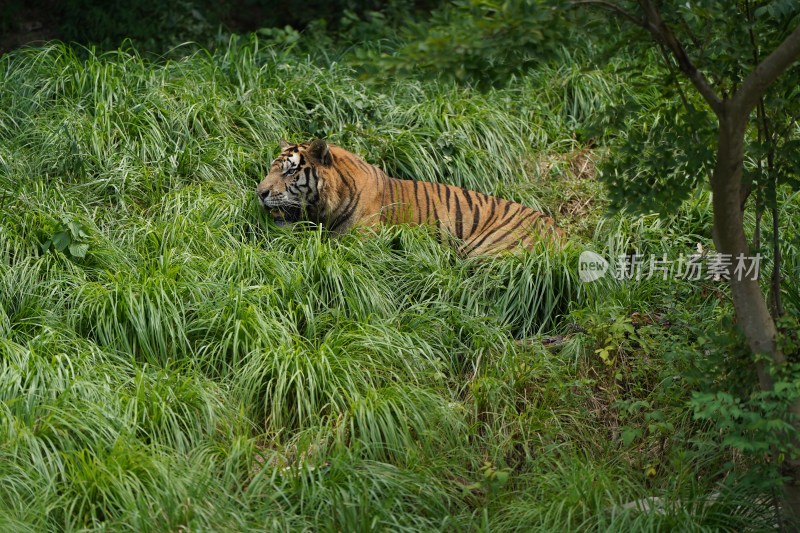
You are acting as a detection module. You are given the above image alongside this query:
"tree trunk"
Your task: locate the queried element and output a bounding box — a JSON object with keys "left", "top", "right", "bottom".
{"left": 710, "top": 112, "right": 782, "bottom": 382}
{"left": 710, "top": 109, "right": 800, "bottom": 525}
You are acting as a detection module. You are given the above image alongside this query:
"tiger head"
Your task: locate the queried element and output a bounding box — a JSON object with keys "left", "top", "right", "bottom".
{"left": 256, "top": 139, "right": 332, "bottom": 225}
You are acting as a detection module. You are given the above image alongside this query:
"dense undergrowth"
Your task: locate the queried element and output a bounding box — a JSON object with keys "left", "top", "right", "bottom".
{"left": 0, "top": 37, "right": 796, "bottom": 531}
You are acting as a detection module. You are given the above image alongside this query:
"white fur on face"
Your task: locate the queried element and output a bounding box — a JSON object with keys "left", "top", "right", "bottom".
{"left": 284, "top": 153, "right": 300, "bottom": 173}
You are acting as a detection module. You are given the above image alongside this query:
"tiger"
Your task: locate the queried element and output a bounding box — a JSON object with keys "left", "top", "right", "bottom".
{"left": 256, "top": 139, "right": 564, "bottom": 257}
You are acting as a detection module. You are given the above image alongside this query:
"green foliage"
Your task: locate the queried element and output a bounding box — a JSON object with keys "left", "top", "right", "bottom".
{"left": 1, "top": 30, "right": 797, "bottom": 530}
{"left": 253, "top": 0, "right": 439, "bottom": 35}
{"left": 682, "top": 315, "right": 800, "bottom": 493}
{"left": 591, "top": 1, "right": 800, "bottom": 214}
{"left": 15, "top": 0, "right": 441, "bottom": 56}
{"left": 351, "top": 0, "right": 584, "bottom": 86}
{"left": 600, "top": 82, "right": 717, "bottom": 214}
{"left": 589, "top": 314, "right": 641, "bottom": 367}
{"left": 40, "top": 214, "right": 92, "bottom": 258}
{"left": 567, "top": 3, "right": 800, "bottom": 519}
{"left": 59, "top": 0, "right": 224, "bottom": 52}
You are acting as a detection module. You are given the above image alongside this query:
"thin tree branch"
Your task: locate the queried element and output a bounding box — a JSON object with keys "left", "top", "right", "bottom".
{"left": 753, "top": 184, "right": 762, "bottom": 250}
{"left": 637, "top": 0, "right": 723, "bottom": 114}
{"left": 735, "top": 24, "right": 800, "bottom": 117}
{"left": 740, "top": 0, "right": 762, "bottom": 214}
{"left": 570, "top": 0, "right": 645, "bottom": 28}
{"left": 771, "top": 199, "right": 784, "bottom": 318}
{"left": 655, "top": 43, "right": 691, "bottom": 113}
{"left": 577, "top": 0, "right": 725, "bottom": 112}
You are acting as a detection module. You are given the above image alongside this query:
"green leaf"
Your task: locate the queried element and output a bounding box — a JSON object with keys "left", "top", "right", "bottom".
{"left": 68, "top": 242, "right": 89, "bottom": 258}
{"left": 622, "top": 428, "right": 641, "bottom": 446}
{"left": 493, "top": 470, "right": 509, "bottom": 486}
{"left": 51, "top": 231, "right": 71, "bottom": 252}
{"left": 69, "top": 221, "right": 90, "bottom": 239}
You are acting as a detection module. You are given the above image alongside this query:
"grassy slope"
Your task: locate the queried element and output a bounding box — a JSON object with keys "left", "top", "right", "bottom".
{"left": 0, "top": 38, "right": 779, "bottom": 531}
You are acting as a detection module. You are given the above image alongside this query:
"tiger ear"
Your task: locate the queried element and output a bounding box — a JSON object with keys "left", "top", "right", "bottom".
{"left": 307, "top": 139, "right": 331, "bottom": 166}
{"left": 279, "top": 139, "right": 291, "bottom": 150}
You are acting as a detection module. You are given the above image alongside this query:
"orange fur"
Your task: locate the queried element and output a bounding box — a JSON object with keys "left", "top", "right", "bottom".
{"left": 256, "top": 140, "right": 564, "bottom": 256}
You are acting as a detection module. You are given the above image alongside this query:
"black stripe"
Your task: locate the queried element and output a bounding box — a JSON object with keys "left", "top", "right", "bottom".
{"left": 454, "top": 190, "right": 463, "bottom": 241}
{"left": 399, "top": 181, "right": 407, "bottom": 218}
{"left": 423, "top": 183, "right": 432, "bottom": 223}
{"left": 380, "top": 176, "right": 390, "bottom": 223}
{"left": 478, "top": 208, "right": 536, "bottom": 253}
{"left": 337, "top": 167, "right": 356, "bottom": 197}
{"left": 330, "top": 190, "right": 362, "bottom": 231}
{"left": 462, "top": 188, "right": 473, "bottom": 210}
{"left": 395, "top": 181, "right": 404, "bottom": 222}
{"left": 431, "top": 193, "right": 441, "bottom": 234}
{"left": 435, "top": 183, "right": 447, "bottom": 235}
{"left": 469, "top": 203, "right": 481, "bottom": 238}
{"left": 411, "top": 180, "right": 419, "bottom": 222}
{"left": 480, "top": 198, "right": 497, "bottom": 232}
{"left": 388, "top": 178, "right": 396, "bottom": 223}
{"left": 332, "top": 167, "right": 356, "bottom": 221}
{"left": 465, "top": 227, "right": 495, "bottom": 256}
{"left": 464, "top": 199, "right": 507, "bottom": 254}
{"left": 493, "top": 204, "right": 520, "bottom": 229}
{"left": 308, "top": 168, "right": 319, "bottom": 205}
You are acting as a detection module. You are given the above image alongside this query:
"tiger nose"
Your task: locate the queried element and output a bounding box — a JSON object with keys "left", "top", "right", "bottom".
{"left": 257, "top": 186, "right": 270, "bottom": 200}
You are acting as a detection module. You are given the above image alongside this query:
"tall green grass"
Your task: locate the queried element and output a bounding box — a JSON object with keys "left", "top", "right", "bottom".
{"left": 0, "top": 38, "right": 788, "bottom": 530}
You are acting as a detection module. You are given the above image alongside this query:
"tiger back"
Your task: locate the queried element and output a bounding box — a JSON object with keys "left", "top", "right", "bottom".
{"left": 256, "top": 139, "right": 564, "bottom": 256}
